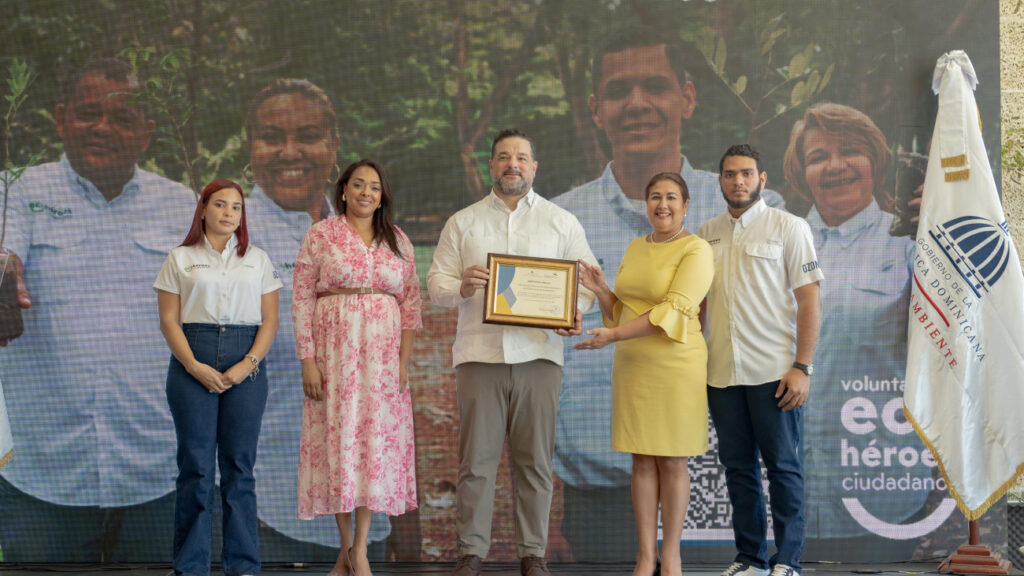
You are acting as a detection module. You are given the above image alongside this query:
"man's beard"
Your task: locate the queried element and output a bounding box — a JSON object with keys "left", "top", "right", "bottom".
{"left": 723, "top": 180, "right": 762, "bottom": 210}
{"left": 494, "top": 173, "right": 531, "bottom": 196}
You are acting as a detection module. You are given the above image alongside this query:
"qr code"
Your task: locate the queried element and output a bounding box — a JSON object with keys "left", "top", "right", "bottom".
{"left": 684, "top": 421, "right": 773, "bottom": 536}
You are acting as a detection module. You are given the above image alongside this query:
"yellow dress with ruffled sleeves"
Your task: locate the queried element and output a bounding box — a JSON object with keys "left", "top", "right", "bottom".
{"left": 607, "top": 233, "right": 714, "bottom": 456}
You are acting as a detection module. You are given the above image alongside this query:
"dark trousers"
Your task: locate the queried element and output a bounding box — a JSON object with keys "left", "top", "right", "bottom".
{"left": 167, "top": 324, "right": 268, "bottom": 576}
{"left": 0, "top": 475, "right": 173, "bottom": 561}
{"left": 708, "top": 382, "right": 805, "bottom": 571}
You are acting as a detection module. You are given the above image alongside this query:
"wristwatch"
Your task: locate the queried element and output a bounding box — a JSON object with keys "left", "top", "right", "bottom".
{"left": 792, "top": 361, "right": 814, "bottom": 376}
{"left": 245, "top": 354, "right": 260, "bottom": 381}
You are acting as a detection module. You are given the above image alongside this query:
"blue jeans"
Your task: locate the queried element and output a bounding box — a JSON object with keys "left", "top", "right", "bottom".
{"left": 707, "top": 381, "right": 804, "bottom": 570}
{"left": 166, "top": 324, "right": 268, "bottom": 576}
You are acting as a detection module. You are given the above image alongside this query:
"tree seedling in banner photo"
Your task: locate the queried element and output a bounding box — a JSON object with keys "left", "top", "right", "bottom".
{"left": 1, "top": 60, "right": 43, "bottom": 342}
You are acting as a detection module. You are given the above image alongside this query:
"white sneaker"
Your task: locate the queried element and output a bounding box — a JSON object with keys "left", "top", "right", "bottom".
{"left": 770, "top": 564, "right": 800, "bottom": 576}
{"left": 720, "top": 562, "right": 770, "bottom": 576}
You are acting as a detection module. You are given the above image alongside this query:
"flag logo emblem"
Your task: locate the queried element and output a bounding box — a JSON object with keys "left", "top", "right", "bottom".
{"left": 929, "top": 215, "right": 1011, "bottom": 297}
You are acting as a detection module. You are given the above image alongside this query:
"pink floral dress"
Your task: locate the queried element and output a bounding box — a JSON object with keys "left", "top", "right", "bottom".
{"left": 293, "top": 216, "right": 422, "bottom": 518}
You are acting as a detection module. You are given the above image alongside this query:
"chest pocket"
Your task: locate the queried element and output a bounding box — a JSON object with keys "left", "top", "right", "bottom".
{"left": 30, "top": 226, "right": 88, "bottom": 253}
{"left": 528, "top": 235, "right": 561, "bottom": 258}
{"left": 133, "top": 229, "right": 179, "bottom": 269}
{"left": 127, "top": 230, "right": 181, "bottom": 295}
{"left": 133, "top": 233, "right": 178, "bottom": 257}
{"left": 846, "top": 258, "right": 911, "bottom": 344}
{"left": 743, "top": 241, "right": 784, "bottom": 290}
{"left": 233, "top": 263, "right": 266, "bottom": 299}
{"left": 461, "top": 229, "right": 499, "bottom": 268}
{"left": 852, "top": 259, "right": 908, "bottom": 296}
{"left": 745, "top": 241, "right": 782, "bottom": 260}
{"left": 27, "top": 226, "right": 89, "bottom": 305}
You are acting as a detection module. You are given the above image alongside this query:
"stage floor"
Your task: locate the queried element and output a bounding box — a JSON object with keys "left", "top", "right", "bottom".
{"left": 1, "top": 563, "right": 1020, "bottom": 576}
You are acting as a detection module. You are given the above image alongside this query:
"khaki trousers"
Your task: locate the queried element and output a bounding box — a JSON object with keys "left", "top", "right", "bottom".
{"left": 454, "top": 360, "right": 562, "bottom": 559}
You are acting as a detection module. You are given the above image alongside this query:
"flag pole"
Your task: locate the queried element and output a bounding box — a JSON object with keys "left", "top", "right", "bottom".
{"left": 938, "top": 519, "right": 1011, "bottom": 574}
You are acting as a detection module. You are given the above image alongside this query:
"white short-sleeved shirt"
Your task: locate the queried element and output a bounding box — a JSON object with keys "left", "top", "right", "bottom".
{"left": 697, "top": 199, "right": 824, "bottom": 388}
{"left": 154, "top": 233, "right": 283, "bottom": 325}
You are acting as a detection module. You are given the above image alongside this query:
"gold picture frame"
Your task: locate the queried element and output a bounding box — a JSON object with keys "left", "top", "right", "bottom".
{"left": 482, "top": 253, "right": 578, "bottom": 329}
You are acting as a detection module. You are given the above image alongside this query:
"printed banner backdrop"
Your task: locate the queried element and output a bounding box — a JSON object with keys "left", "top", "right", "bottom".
{"left": 0, "top": 0, "right": 1005, "bottom": 564}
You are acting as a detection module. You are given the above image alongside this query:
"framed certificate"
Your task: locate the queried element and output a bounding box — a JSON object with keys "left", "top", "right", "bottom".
{"left": 483, "top": 253, "right": 578, "bottom": 329}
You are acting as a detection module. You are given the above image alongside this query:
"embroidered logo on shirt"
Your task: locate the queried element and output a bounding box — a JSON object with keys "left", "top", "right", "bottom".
{"left": 272, "top": 270, "right": 280, "bottom": 279}
{"left": 28, "top": 202, "right": 73, "bottom": 218}
{"left": 802, "top": 261, "right": 819, "bottom": 273}
{"left": 184, "top": 264, "right": 211, "bottom": 272}
{"left": 707, "top": 238, "right": 721, "bottom": 245}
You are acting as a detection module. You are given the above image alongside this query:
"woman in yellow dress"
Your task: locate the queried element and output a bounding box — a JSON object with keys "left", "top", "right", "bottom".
{"left": 575, "top": 172, "right": 713, "bottom": 576}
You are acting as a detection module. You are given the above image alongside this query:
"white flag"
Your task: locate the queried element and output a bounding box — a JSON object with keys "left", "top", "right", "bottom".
{"left": 0, "top": 377, "right": 11, "bottom": 469}
{"left": 905, "top": 50, "right": 1024, "bottom": 520}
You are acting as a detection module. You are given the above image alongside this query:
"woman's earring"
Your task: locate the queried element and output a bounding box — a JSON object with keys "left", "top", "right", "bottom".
{"left": 341, "top": 193, "right": 347, "bottom": 202}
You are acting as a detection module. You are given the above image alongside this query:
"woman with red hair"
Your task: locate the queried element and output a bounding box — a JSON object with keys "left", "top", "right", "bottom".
{"left": 154, "top": 178, "right": 282, "bottom": 576}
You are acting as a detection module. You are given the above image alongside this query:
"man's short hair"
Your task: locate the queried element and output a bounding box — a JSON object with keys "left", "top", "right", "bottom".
{"left": 59, "top": 58, "right": 138, "bottom": 104}
{"left": 491, "top": 128, "right": 536, "bottom": 160}
{"left": 591, "top": 27, "right": 690, "bottom": 95}
{"left": 720, "top": 144, "right": 763, "bottom": 174}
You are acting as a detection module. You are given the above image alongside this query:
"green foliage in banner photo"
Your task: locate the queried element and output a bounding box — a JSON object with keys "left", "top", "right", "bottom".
{"left": 0, "top": 0, "right": 1001, "bottom": 238}
{"left": 3, "top": 59, "right": 44, "bottom": 248}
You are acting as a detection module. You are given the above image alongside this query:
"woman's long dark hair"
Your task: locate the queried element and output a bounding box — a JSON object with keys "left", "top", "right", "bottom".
{"left": 180, "top": 179, "right": 249, "bottom": 256}
{"left": 335, "top": 160, "right": 404, "bottom": 259}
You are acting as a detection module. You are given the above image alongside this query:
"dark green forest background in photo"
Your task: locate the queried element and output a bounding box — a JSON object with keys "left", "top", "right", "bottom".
{"left": 2, "top": 0, "right": 1001, "bottom": 232}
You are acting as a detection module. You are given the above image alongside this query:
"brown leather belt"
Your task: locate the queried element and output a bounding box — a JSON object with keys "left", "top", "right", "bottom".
{"left": 317, "top": 287, "right": 394, "bottom": 298}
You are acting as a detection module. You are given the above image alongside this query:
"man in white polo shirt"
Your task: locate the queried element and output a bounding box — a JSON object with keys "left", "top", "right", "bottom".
{"left": 697, "top": 144, "right": 822, "bottom": 576}
{"left": 428, "top": 129, "right": 596, "bottom": 576}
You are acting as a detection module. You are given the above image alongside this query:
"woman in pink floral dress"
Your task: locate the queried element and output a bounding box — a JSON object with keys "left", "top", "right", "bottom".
{"left": 293, "top": 159, "right": 421, "bottom": 576}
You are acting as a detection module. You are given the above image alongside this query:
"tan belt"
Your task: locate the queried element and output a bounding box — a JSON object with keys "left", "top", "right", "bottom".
{"left": 317, "top": 287, "right": 394, "bottom": 298}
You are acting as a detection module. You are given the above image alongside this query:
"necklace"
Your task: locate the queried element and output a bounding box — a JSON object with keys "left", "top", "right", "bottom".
{"left": 649, "top": 226, "right": 685, "bottom": 244}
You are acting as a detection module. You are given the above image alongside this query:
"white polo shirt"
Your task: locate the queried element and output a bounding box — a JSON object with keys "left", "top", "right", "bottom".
{"left": 697, "top": 199, "right": 823, "bottom": 388}
{"left": 154, "top": 233, "right": 283, "bottom": 325}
